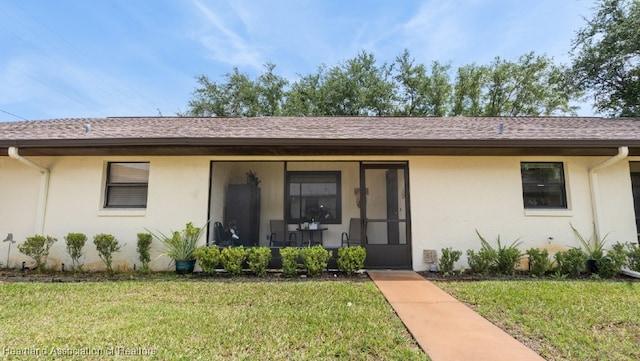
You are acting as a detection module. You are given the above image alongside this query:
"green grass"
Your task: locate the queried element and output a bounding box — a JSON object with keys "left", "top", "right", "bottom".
{"left": 435, "top": 280, "right": 640, "bottom": 361}
{"left": 0, "top": 280, "right": 428, "bottom": 361}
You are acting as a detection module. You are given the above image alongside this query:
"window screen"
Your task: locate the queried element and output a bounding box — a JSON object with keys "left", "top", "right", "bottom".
{"left": 105, "top": 162, "right": 149, "bottom": 208}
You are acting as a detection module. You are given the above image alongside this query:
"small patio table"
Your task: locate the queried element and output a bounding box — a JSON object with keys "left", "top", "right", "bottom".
{"left": 296, "top": 227, "right": 328, "bottom": 247}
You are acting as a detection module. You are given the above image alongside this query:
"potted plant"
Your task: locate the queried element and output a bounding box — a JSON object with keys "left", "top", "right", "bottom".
{"left": 148, "top": 222, "right": 206, "bottom": 274}
{"left": 570, "top": 223, "right": 608, "bottom": 274}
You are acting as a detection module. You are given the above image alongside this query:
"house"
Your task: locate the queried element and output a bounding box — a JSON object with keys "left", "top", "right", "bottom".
{"left": 1, "top": 116, "right": 640, "bottom": 271}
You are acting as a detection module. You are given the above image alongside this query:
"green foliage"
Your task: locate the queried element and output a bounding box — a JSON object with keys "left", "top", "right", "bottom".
{"left": 337, "top": 246, "right": 366, "bottom": 275}
{"left": 185, "top": 49, "right": 579, "bottom": 118}
{"left": 64, "top": 232, "right": 87, "bottom": 272}
{"left": 220, "top": 246, "right": 247, "bottom": 276}
{"left": 596, "top": 242, "right": 628, "bottom": 278}
{"left": 17, "top": 235, "right": 57, "bottom": 272}
{"left": 554, "top": 248, "right": 587, "bottom": 277}
{"left": 92, "top": 233, "right": 122, "bottom": 273}
{"left": 148, "top": 222, "right": 205, "bottom": 261}
{"left": 525, "top": 248, "right": 551, "bottom": 277}
{"left": 136, "top": 233, "right": 152, "bottom": 273}
{"left": 279, "top": 247, "right": 300, "bottom": 278}
{"left": 466, "top": 248, "right": 495, "bottom": 275}
{"left": 476, "top": 230, "right": 522, "bottom": 275}
{"left": 438, "top": 247, "right": 462, "bottom": 275}
{"left": 247, "top": 247, "right": 272, "bottom": 277}
{"left": 570, "top": 223, "right": 608, "bottom": 260}
{"left": 194, "top": 246, "right": 220, "bottom": 274}
{"left": 570, "top": 0, "right": 640, "bottom": 116}
{"left": 299, "top": 245, "right": 330, "bottom": 277}
{"left": 625, "top": 242, "right": 640, "bottom": 272}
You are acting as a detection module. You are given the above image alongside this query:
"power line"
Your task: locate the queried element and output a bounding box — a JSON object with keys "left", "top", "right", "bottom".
{"left": 0, "top": 109, "right": 28, "bottom": 121}
{"left": 0, "top": 2, "right": 162, "bottom": 116}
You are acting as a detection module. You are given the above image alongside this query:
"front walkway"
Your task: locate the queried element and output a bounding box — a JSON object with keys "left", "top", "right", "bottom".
{"left": 368, "top": 270, "right": 546, "bottom": 361}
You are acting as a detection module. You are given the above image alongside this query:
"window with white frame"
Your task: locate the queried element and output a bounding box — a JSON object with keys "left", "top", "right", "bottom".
{"left": 104, "top": 162, "right": 149, "bottom": 208}
{"left": 520, "top": 162, "right": 567, "bottom": 209}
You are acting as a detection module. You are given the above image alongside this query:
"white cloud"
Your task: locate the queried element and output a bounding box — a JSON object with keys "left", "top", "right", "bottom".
{"left": 188, "top": 0, "right": 264, "bottom": 72}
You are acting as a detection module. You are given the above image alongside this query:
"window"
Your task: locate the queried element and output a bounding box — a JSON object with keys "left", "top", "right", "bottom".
{"left": 286, "top": 171, "right": 341, "bottom": 224}
{"left": 104, "top": 162, "right": 149, "bottom": 208}
{"left": 521, "top": 162, "right": 567, "bottom": 209}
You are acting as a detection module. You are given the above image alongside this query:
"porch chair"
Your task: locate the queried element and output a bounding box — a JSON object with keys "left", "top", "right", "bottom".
{"left": 213, "top": 221, "right": 234, "bottom": 246}
{"left": 269, "top": 220, "right": 297, "bottom": 247}
{"left": 341, "top": 218, "right": 364, "bottom": 247}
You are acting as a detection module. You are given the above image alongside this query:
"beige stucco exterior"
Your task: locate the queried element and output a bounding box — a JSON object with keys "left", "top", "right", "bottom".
{"left": 1, "top": 153, "right": 638, "bottom": 272}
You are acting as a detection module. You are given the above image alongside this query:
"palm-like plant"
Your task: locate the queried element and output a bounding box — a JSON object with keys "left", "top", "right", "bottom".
{"left": 148, "top": 222, "right": 206, "bottom": 262}
{"left": 570, "top": 223, "right": 609, "bottom": 260}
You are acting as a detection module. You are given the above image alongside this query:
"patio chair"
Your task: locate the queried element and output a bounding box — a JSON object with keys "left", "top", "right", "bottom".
{"left": 213, "top": 221, "right": 233, "bottom": 246}
{"left": 269, "top": 220, "right": 297, "bottom": 247}
{"left": 341, "top": 218, "right": 364, "bottom": 247}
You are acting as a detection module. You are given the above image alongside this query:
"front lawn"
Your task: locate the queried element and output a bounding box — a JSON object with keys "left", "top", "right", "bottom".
{"left": 0, "top": 280, "right": 428, "bottom": 361}
{"left": 435, "top": 280, "right": 640, "bottom": 361}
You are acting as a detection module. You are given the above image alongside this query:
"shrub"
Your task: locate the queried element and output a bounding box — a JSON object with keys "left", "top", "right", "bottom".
{"left": 220, "top": 246, "right": 247, "bottom": 276}
{"left": 337, "top": 246, "right": 366, "bottom": 275}
{"left": 280, "top": 247, "right": 300, "bottom": 277}
{"left": 624, "top": 242, "right": 640, "bottom": 272}
{"left": 466, "top": 248, "right": 495, "bottom": 275}
{"left": 18, "top": 235, "right": 57, "bottom": 272}
{"left": 194, "top": 246, "right": 220, "bottom": 274}
{"left": 300, "top": 245, "right": 330, "bottom": 277}
{"left": 554, "top": 248, "right": 586, "bottom": 277}
{"left": 597, "top": 242, "right": 627, "bottom": 278}
{"left": 526, "top": 248, "right": 551, "bottom": 277}
{"left": 136, "top": 233, "right": 152, "bottom": 273}
{"left": 439, "top": 247, "right": 462, "bottom": 275}
{"left": 247, "top": 247, "right": 272, "bottom": 277}
{"left": 93, "top": 233, "right": 122, "bottom": 273}
{"left": 64, "top": 233, "right": 87, "bottom": 272}
{"left": 476, "top": 230, "right": 522, "bottom": 275}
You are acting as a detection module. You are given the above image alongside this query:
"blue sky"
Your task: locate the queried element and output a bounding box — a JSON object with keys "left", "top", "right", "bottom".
{"left": 0, "top": 0, "right": 596, "bottom": 121}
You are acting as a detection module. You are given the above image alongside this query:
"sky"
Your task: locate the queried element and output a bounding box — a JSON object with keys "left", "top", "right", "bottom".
{"left": 0, "top": 0, "right": 598, "bottom": 122}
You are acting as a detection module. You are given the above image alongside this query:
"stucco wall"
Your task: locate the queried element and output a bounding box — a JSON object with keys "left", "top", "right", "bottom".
{"left": 1, "top": 156, "right": 210, "bottom": 271}
{"left": 1, "top": 154, "right": 637, "bottom": 272}
{"left": 409, "top": 155, "right": 638, "bottom": 271}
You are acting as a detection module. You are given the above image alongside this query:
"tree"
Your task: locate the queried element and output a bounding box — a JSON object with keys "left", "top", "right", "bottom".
{"left": 186, "top": 64, "right": 287, "bottom": 117}
{"left": 570, "top": 0, "right": 640, "bottom": 116}
{"left": 184, "top": 50, "right": 581, "bottom": 118}
{"left": 321, "top": 51, "right": 395, "bottom": 116}
{"left": 451, "top": 64, "right": 487, "bottom": 116}
{"left": 483, "top": 53, "right": 578, "bottom": 116}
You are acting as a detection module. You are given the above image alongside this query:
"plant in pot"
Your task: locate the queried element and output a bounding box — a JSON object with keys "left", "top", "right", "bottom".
{"left": 148, "top": 222, "right": 206, "bottom": 274}
{"left": 570, "top": 223, "right": 608, "bottom": 274}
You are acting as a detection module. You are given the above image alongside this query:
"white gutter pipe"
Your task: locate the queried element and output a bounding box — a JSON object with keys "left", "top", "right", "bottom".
{"left": 8, "top": 147, "right": 50, "bottom": 235}
{"left": 588, "top": 146, "right": 629, "bottom": 237}
{"left": 621, "top": 268, "right": 640, "bottom": 279}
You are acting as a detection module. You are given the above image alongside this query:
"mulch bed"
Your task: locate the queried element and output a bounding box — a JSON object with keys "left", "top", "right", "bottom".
{"left": 0, "top": 269, "right": 370, "bottom": 283}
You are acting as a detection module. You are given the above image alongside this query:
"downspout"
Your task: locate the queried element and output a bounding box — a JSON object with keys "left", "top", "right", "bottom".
{"left": 7, "top": 147, "right": 50, "bottom": 235}
{"left": 588, "top": 146, "right": 629, "bottom": 237}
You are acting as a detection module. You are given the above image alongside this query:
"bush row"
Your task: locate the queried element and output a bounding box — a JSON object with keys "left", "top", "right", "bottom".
{"left": 439, "top": 230, "right": 640, "bottom": 278}
{"left": 17, "top": 232, "right": 133, "bottom": 273}
{"left": 194, "top": 245, "right": 367, "bottom": 277}
{"left": 15, "top": 232, "right": 367, "bottom": 277}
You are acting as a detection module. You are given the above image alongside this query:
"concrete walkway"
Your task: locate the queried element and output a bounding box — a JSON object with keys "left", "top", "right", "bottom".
{"left": 368, "top": 270, "right": 546, "bottom": 361}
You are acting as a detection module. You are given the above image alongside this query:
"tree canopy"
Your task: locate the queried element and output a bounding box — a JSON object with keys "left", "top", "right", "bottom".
{"left": 185, "top": 50, "right": 580, "bottom": 118}
{"left": 570, "top": 0, "right": 640, "bottom": 117}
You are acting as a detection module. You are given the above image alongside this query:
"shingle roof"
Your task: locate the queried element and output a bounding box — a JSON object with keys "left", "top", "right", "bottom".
{"left": 1, "top": 116, "right": 640, "bottom": 141}
{"left": 1, "top": 116, "right": 640, "bottom": 156}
